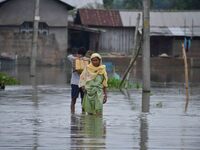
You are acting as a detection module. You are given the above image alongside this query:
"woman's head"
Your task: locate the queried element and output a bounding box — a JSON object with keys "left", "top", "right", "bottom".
{"left": 90, "top": 53, "right": 102, "bottom": 67}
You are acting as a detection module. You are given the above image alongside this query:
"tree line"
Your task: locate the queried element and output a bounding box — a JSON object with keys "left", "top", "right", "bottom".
{"left": 103, "top": 0, "right": 200, "bottom": 10}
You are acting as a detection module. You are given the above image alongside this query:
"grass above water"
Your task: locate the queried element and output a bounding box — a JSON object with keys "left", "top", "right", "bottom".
{"left": 0, "top": 72, "right": 20, "bottom": 85}
{"left": 108, "top": 77, "right": 142, "bottom": 90}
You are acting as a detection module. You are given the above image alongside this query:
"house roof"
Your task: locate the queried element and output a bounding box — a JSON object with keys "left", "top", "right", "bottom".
{"left": 0, "top": 0, "right": 74, "bottom": 9}
{"left": 68, "top": 22, "right": 100, "bottom": 33}
{"left": 120, "top": 10, "right": 200, "bottom": 27}
{"left": 0, "top": 0, "right": 75, "bottom": 26}
{"left": 0, "top": 0, "right": 103, "bottom": 9}
{"left": 75, "top": 9, "right": 123, "bottom": 27}
{"left": 120, "top": 10, "right": 200, "bottom": 37}
{"left": 75, "top": 9, "right": 200, "bottom": 37}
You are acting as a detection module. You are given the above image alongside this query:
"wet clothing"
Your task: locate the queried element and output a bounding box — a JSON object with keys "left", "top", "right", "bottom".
{"left": 71, "top": 84, "right": 84, "bottom": 99}
{"left": 68, "top": 54, "right": 84, "bottom": 102}
{"left": 79, "top": 55, "right": 108, "bottom": 88}
{"left": 79, "top": 53, "right": 108, "bottom": 115}
{"left": 82, "top": 75, "right": 104, "bottom": 114}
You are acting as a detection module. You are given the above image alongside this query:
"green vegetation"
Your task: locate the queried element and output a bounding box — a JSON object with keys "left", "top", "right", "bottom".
{"left": 103, "top": 0, "right": 200, "bottom": 10}
{"left": 0, "top": 72, "right": 20, "bottom": 85}
{"left": 108, "top": 77, "right": 141, "bottom": 90}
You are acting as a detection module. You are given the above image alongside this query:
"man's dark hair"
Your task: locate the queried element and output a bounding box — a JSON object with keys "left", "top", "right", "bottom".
{"left": 77, "top": 47, "right": 86, "bottom": 56}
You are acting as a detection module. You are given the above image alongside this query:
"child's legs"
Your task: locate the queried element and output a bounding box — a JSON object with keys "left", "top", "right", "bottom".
{"left": 71, "top": 84, "right": 79, "bottom": 113}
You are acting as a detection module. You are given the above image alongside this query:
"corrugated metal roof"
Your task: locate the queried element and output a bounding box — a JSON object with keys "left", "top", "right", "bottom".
{"left": 68, "top": 22, "right": 101, "bottom": 33}
{"left": 120, "top": 11, "right": 143, "bottom": 27}
{"left": 169, "top": 27, "right": 186, "bottom": 36}
{"left": 120, "top": 10, "right": 200, "bottom": 36}
{"left": 150, "top": 27, "right": 194, "bottom": 36}
{"left": 77, "top": 9, "right": 123, "bottom": 27}
{"left": 77, "top": 9, "right": 200, "bottom": 36}
{"left": 120, "top": 11, "right": 200, "bottom": 27}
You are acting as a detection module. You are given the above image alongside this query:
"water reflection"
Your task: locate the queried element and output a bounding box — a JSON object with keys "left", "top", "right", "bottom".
{"left": 140, "top": 114, "right": 148, "bottom": 150}
{"left": 31, "top": 77, "right": 39, "bottom": 150}
{"left": 32, "top": 118, "right": 39, "bottom": 150}
{"left": 70, "top": 114, "right": 106, "bottom": 149}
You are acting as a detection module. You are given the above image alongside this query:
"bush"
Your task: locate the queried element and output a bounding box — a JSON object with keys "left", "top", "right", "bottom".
{"left": 107, "top": 77, "right": 142, "bottom": 90}
{"left": 0, "top": 72, "right": 20, "bottom": 85}
{"left": 108, "top": 77, "right": 133, "bottom": 89}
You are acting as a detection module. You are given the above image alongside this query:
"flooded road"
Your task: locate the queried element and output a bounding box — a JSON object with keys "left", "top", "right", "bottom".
{"left": 0, "top": 66, "right": 200, "bottom": 149}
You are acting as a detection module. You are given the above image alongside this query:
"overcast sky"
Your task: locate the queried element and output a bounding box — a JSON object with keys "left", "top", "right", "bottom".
{"left": 61, "top": 0, "right": 103, "bottom": 8}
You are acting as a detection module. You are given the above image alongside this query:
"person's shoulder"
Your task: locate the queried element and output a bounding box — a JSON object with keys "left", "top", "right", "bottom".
{"left": 67, "top": 54, "right": 76, "bottom": 61}
{"left": 67, "top": 54, "right": 73, "bottom": 58}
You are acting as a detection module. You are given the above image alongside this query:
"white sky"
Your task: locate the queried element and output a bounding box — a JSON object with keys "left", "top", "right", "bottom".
{"left": 61, "top": 0, "right": 103, "bottom": 8}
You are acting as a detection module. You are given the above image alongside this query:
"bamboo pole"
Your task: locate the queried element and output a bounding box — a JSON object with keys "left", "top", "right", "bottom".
{"left": 119, "top": 13, "right": 141, "bottom": 89}
{"left": 125, "top": 13, "right": 141, "bottom": 89}
{"left": 182, "top": 43, "right": 189, "bottom": 112}
{"left": 119, "top": 36, "right": 142, "bottom": 90}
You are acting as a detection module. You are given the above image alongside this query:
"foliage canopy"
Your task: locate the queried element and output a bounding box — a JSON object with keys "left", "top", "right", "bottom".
{"left": 103, "top": 0, "right": 200, "bottom": 10}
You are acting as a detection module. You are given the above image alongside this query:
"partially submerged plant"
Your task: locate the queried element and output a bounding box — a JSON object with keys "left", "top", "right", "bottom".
{"left": 156, "top": 101, "right": 163, "bottom": 108}
{"left": 0, "top": 72, "right": 20, "bottom": 89}
{"left": 108, "top": 77, "right": 140, "bottom": 90}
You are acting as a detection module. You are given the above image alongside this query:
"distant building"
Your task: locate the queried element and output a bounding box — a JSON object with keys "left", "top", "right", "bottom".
{"left": 120, "top": 10, "right": 200, "bottom": 57}
{"left": 73, "top": 9, "right": 200, "bottom": 57}
{"left": 0, "top": 0, "right": 73, "bottom": 65}
{"left": 73, "top": 9, "right": 134, "bottom": 54}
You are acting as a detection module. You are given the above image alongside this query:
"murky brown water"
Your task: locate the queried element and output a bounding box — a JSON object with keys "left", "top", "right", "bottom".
{"left": 0, "top": 66, "right": 200, "bottom": 149}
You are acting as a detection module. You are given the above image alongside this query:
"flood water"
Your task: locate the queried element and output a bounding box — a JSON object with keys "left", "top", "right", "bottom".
{"left": 0, "top": 65, "right": 200, "bottom": 149}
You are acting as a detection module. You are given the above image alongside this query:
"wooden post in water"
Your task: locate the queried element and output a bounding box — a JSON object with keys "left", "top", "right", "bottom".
{"left": 142, "top": 0, "right": 150, "bottom": 112}
{"left": 142, "top": 0, "right": 150, "bottom": 93}
{"left": 182, "top": 43, "right": 189, "bottom": 112}
{"left": 30, "top": 0, "right": 40, "bottom": 77}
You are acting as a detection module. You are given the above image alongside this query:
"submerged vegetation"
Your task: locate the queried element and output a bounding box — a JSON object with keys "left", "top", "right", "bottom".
{"left": 0, "top": 72, "right": 19, "bottom": 87}
{"left": 108, "top": 77, "right": 142, "bottom": 90}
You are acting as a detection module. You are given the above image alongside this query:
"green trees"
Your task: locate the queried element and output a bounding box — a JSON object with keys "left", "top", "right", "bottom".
{"left": 103, "top": 0, "right": 200, "bottom": 10}
{"left": 172, "top": 0, "right": 200, "bottom": 10}
{"left": 103, "top": 0, "right": 114, "bottom": 9}
{"left": 103, "top": 0, "right": 143, "bottom": 9}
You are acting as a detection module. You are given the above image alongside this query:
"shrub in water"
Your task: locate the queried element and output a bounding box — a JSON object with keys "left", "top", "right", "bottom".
{"left": 0, "top": 72, "right": 20, "bottom": 87}
{"left": 108, "top": 77, "right": 133, "bottom": 89}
